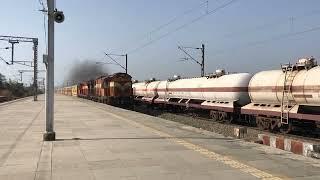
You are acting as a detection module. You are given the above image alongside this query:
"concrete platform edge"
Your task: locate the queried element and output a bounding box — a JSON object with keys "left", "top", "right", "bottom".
{"left": 258, "top": 133, "right": 320, "bottom": 158}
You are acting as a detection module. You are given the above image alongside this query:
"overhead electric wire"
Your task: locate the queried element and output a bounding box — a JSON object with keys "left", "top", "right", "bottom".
{"left": 141, "top": 1, "right": 208, "bottom": 40}
{"left": 38, "top": 0, "right": 48, "bottom": 53}
{"left": 43, "top": 14, "right": 48, "bottom": 53}
{"left": 38, "top": 0, "right": 45, "bottom": 9}
{"left": 104, "top": 53, "right": 126, "bottom": 70}
{"left": 178, "top": 46, "right": 201, "bottom": 65}
{"left": 222, "top": 9, "right": 320, "bottom": 39}
{"left": 212, "top": 25, "right": 320, "bottom": 56}
{"left": 14, "top": 62, "right": 33, "bottom": 67}
{"left": 0, "top": 59, "right": 19, "bottom": 81}
{"left": 127, "top": 0, "right": 238, "bottom": 55}
{"left": 0, "top": 56, "right": 7, "bottom": 64}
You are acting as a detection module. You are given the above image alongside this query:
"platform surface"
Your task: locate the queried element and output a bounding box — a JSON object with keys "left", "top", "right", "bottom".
{"left": 0, "top": 95, "right": 320, "bottom": 180}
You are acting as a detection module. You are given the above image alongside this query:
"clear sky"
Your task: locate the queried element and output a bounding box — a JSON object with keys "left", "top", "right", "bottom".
{"left": 1, "top": 0, "right": 320, "bottom": 85}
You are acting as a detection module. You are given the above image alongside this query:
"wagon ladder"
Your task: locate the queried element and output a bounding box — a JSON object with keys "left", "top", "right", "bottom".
{"left": 280, "top": 64, "right": 295, "bottom": 124}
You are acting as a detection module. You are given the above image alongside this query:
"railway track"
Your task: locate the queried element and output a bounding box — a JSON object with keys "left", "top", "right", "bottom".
{"left": 133, "top": 104, "right": 320, "bottom": 144}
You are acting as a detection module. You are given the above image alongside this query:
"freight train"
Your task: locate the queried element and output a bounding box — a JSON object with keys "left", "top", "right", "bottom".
{"left": 59, "top": 72, "right": 133, "bottom": 106}
{"left": 133, "top": 57, "right": 320, "bottom": 133}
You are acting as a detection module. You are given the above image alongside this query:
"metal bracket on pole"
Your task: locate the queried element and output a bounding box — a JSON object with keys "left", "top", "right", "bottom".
{"left": 104, "top": 52, "right": 128, "bottom": 74}
{"left": 18, "top": 70, "right": 46, "bottom": 82}
{"left": 43, "top": 54, "right": 48, "bottom": 68}
{"left": 178, "top": 44, "right": 205, "bottom": 77}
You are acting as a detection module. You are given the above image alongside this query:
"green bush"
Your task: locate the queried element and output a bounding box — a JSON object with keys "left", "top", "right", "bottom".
{"left": 0, "top": 73, "right": 34, "bottom": 99}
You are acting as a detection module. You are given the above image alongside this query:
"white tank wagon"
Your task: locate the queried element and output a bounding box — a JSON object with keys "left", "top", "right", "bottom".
{"left": 132, "top": 79, "right": 162, "bottom": 103}
{"left": 132, "top": 82, "right": 147, "bottom": 100}
{"left": 156, "top": 80, "right": 169, "bottom": 102}
{"left": 144, "top": 80, "right": 161, "bottom": 102}
{"left": 242, "top": 57, "right": 320, "bottom": 132}
{"left": 152, "top": 70, "right": 252, "bottom": 121}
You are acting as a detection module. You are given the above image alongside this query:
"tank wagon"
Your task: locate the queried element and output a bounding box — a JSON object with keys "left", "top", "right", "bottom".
{"left": 133, "top": 57, "right": 320, "bottom": 133}
{"left": 133, "top": 70, "right": 252, "bottom": 121}
{"left": 58, "top": 72, "right": 133, "bottom": 107}
{"left": 242, "top": 57, "right": 320, "bottom": 132}
{"left": 132, "top": 81, "right": 148, "bottom": 101}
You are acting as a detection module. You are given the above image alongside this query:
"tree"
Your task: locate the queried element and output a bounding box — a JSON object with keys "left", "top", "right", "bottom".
{"left": 0, "top": 73, "right": 34, "bottom": 100}
{"left": 0, "top": 73, "right": 6, "bottom": 89}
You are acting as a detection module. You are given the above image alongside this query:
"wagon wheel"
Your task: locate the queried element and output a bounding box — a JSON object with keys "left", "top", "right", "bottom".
{"left": 257, "top": 118, "right": 269, "bottom": 130}
{"left": 227, "top": 114, "right": 234, "bottom": 123}
{"left": 212, "top": 112, "right": 219, "bottom": 121}
{"left": 279, "top": 121, "right": 293, "bottom": 134}
{"left": 218, "top": 112, "right": 225, "bottom": 122}
{"left": 192, "top": 112, "right": 199, "bottom": 118}
{"left": 256, "top": 119, "right": 262, "bottom": 130}
{"left": 270, "top": 119, "right": 279, "bottom": 132}
{"left": 247, "top": 116, "right": 256, "bottom": 126}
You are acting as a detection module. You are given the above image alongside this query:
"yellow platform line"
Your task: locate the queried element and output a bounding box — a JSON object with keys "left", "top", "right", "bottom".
{"left": 97, "top": 107, "right": 286, "bottom": 180}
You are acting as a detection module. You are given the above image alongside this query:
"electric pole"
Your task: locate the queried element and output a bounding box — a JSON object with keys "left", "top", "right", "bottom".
{"left": 33, "top": 39, "right": 38, "bottom": 101}
{"left": 43, "top": 0, "right": 64, "bottom": 141}
{"left": 44, "top": 0, "right": 55, "bottom": 141}
{"left": 45, "top": 0, "right": 55, "bottom": 141}
{"left": 125, "top": 54, "right": 128, "bottom": 74}
{"left": 9, "top": 40, "right": 19, "bottom": 65}
{"left": 201, "top": 44, "right": 205, "bottom": 77}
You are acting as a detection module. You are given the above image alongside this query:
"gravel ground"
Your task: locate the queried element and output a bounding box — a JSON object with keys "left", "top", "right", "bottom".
{"left": 133, "top": 105, "right": 261, "bottom": 142}
{"left": 133, "top": 104, "right": 320, "bottom": 145}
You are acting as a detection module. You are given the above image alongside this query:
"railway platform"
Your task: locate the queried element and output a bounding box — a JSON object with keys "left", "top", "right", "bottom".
{"left": 0, "top": 95, "right": 320, "bottom": 180}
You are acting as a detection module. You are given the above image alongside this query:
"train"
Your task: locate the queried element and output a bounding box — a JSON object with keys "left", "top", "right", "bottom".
{"left": 133, "top": 57, "right": 320, "bottom": 133}
{"left": 58, "top": 72, "right": 133, "bottom": 106}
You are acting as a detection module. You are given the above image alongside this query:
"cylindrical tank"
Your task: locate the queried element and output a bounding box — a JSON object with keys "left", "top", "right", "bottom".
{"left": 157, "top": 73, "right": 252, "bottom": 106}
{"left": 167, "top": 77, "right": 205, "bottom": 100}
{"left": 145, "top": 81, "right": 161, "bottom": 98}
{"left": 132, "top": 82, "right": 147, "bottom": 97}
{"left": 201, "top": 73, "right": 252, "bottom": 105}
{"left": 157, "top": 80, "right": 169, "bottom": 99}
{"left": 249, "top": 65, "right": 320, "bottom": 106}
{"left": 293, "top": 66, "right": 320, "bottom": 105}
